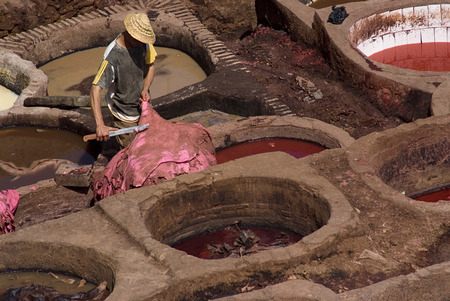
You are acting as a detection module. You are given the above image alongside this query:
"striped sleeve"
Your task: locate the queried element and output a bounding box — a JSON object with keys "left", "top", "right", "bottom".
{"left": 92, "top": 59, "right": 109, "bottom": 85}
{"left": 146, "top": 44, "right": 157, "bottom": 65}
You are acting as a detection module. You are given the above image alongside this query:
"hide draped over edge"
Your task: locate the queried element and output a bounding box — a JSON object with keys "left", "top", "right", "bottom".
{"left": 92, "top": 101, "right": 217, "bottom": 201}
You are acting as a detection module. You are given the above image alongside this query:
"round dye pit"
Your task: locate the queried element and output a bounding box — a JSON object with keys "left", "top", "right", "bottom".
{"left": 173, "top": 224, "right": 302, "bottom": 259}
{"left": 146, "top": 176, "right": 331, "bottom": 254}
{"left": 216, "top": 138, "right": 326, "bottom": 164}
{"left": 133, "top": 152, "right": 356, "bottom": 299}
{"left": 39, "top": 46, "right": 206, "bottom": 99}
{"left": 0, "top": 241, "right": 114, "bottom": 299}
{"left": 0, "top": 127, "right": 96, "bottom": 190}
{"left": 351, "top": 4, "right": 450, "bottom": 72}
{"left": 0, "top": 270, "right": 107, "bottom": 299}
{"left": 209, "top": 116, "right": 355, "bottom": 163}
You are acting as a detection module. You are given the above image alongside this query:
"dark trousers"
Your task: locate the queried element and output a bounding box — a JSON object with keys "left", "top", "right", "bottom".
{"left": 113, "top": 118, "right": 138, "bottom": 148}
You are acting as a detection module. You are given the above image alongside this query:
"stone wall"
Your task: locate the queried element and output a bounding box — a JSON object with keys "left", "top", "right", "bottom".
{"left": 0, "top": 0, "right": 129, "bottom": 38}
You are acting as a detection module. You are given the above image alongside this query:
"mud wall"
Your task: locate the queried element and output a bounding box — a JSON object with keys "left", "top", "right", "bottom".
{"left": 0, "top": 0, "right": 130, "bottom": 38}
{"left": 182, "top": 0, "right": 257, "bottom": 37}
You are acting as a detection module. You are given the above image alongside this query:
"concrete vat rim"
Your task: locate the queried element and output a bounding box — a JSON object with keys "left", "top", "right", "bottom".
{"left": 209, "top": 115, "right": 355, "bottom": 150}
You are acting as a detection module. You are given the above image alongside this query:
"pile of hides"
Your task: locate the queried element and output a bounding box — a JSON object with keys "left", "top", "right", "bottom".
{"left": 92, "top": 101, "right": 217, "bottom": 202}
{"left": 0, "top": 189, "right": 19, "bottom": 234}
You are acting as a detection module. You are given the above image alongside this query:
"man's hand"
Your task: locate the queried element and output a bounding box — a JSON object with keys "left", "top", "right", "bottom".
{"left": 139, "top": 90, "right": 150, "bottom": 103}
{"left": 96, "top": 124, "right": 118, "bottom": 142}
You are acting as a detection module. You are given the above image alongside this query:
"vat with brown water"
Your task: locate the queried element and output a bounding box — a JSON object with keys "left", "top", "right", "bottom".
{"left": 0, "top": 127, "right": 96, "bottom": 190}
{"left": 216, "top": 138, "right": 326, "bottom": 164}
{"left": 0, "top": 271, "right": 96, "bottom": 296}
{"left": 39, "top": 46, "right": 207, "bottom": 98}
{"left": 369, "top": 42, "right": 450, "bottom": 72}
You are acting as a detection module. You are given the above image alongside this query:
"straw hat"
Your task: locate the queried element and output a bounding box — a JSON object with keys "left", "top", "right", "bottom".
{"left": 124, "top": 13, "right": 156, "bottom": 45}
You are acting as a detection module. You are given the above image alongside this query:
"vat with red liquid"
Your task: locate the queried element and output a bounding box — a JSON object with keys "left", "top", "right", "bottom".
{"left": 413, "top": 187, "right": 450, "bottom": 202}
{"left": 172, "top": 225, "right": 303, "bottom": 259}
{"left": 215, "top": 138, "right": 326, "bottom": 164}
{"left": 369, "top": 42, "right": 450, "bottom": 72}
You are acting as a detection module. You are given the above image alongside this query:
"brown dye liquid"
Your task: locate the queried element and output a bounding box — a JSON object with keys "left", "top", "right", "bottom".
{"left": 0, "top": 85, "right": 17, "bottom": 111}
{"left": 151, "top": 47, "right": 207, "bottom": 99}
{"left": 308, "top": 0, "right": 365, "bottom": 9}
{"left": 173, "top": 226, "right": 302, "bottom": 259}
{"left": 216, "top": 138, "right": 326, "bottom": 164}
{"left": 0, "top": 127, "right": 96, "bottom": 190}
{"left": 39, "top": 46, "right": 206, "bottom": 98}
{"left": 414, "top": 187, "right": 450, "bottom": 202}
{"left": 369, "top": 42, "right": 450, "bottom": 72}
{"left": 0, "top": 271, "right": 96, "bottom": 296}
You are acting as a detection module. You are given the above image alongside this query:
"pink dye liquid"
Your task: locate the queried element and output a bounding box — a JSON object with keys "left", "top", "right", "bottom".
{"left": 369, "top": 42, "right": 450, "bottom": 72}
{"left": 414, "top": 187, "right": 450, "bottom": 202}
{"left": 216, "top": 138, "right": 326, "bottom": 164}
{"left": 172, "top": 226, "right": 302, "bottom": 259}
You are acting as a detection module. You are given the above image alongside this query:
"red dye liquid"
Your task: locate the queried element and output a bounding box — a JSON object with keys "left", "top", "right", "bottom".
{"left": 216, "top": 138, "right": 326, "bottom": 164}
{"left": 414, "top": 187, "right": 450, "bottom": 202}
{"left": 172, "top": 226, "right": 302, "bottom": 259}
{"left": 369, "top": 42, "right": 450, "bottom": 72}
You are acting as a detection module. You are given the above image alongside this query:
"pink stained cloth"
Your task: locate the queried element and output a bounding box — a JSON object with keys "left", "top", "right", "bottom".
{"left": 0, "top": 189, "right": 20, "bottom": 234}
{"left": 92, "top": 101, "right": 217, "bottom": 201}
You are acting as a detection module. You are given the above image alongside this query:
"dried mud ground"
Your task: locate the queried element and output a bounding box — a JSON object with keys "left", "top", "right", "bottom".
{"left": 219, "top": 27, "right": 403, "bottom": 139}
{"left": 10, "top": 25, "right": 449, "bottom": 297}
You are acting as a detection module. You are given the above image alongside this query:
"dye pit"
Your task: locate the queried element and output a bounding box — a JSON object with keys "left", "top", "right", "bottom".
{"left": 0, "top": 271, "right": 98, "bottom": 296}
{"left": 39, "top": 46, "right": 206, "bottom": 98}
{"left": 172, "top": 224, "right": 302, "bottom": 259}
{"left": 369, "top": 42, "right": 450, "bottom": 72}
{"left": 215, "top": 138, "right": 326, "bottom": 164}
{"left": 0, "top": 127, "right": 95, "bottom": 190}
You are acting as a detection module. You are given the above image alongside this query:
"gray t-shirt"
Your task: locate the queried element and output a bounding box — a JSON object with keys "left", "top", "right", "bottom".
{"left": 93, "top": 38, "right": 154, "bottom": 122}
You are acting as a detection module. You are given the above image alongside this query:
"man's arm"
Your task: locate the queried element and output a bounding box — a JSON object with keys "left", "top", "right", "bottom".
{"left": 140, "top": 64, "right": 155, "bottom": 102}
{"left": 90, "top": 84, "right": 117, "bottom": 141}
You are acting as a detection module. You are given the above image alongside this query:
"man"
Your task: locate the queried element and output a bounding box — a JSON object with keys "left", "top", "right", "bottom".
{"left": 90, "top": 12, "right": 157, "bottom": 148}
